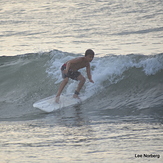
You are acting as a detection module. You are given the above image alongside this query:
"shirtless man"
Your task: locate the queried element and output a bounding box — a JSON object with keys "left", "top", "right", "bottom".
{"left": 55, "top": 49, "right": 95, "bottom": 103}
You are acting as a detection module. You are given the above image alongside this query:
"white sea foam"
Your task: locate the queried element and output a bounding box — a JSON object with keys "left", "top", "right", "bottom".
{"left": 46, "top": 52, "right": 163, "bottom": 98}
{"left": 0, "top": 52, "right": 163, "bottom": 119}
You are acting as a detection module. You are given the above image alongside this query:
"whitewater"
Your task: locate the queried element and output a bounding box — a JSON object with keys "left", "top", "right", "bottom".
{"left": 0, "top": 50, "right": 163, "bottom": 119}
{"left": 0, "top": 0, "right": 163, "bottom": 162}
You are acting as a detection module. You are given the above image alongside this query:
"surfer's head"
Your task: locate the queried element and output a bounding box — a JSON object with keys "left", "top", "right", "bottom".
{"left": 85, "top": 49, "right": 94, "bottom": 62}
{"left": 85, "top": 49, "right": 95, "bottom": 57}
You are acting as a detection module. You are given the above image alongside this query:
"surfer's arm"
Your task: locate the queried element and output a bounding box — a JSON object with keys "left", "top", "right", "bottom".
{"left": 86, "top": 64, "right": 94, "bottom": 83}
{"left": 65, "top": 61, "right": 71, "bottom": 73}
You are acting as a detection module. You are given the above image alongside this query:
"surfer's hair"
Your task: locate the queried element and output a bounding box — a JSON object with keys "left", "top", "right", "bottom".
{"left": 85, "top": 49, "right": 95, "bottom": 57}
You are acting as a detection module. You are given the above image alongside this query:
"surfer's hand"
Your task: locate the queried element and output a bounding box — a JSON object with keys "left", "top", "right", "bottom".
{"left": 55, "top": 96, "right": 60, "bottom": 103}
{"left": 89, "top": 79, "right": 94, "bottom": 83}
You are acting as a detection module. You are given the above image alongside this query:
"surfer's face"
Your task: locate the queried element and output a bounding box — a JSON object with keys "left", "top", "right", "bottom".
{"left": 86, "top": 54, "right": 94, "bottom": 62}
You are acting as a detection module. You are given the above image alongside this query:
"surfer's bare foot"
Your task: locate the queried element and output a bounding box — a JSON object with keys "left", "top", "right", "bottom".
{"left": 73, "top": 94, "right": 80, "bottom": 99}
{"left": 55, "top": 96, "right": 60, "bottom": 103}
{"left": 73, "top": 90, "right": 80, "bottom": 99}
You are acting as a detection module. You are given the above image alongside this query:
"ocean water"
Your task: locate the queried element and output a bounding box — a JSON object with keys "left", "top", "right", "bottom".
{"left": 0, "top": 0, "right": 163, "bottom": 56}
{"left": 0, "top": 0, "right": 163, "bottom": 163}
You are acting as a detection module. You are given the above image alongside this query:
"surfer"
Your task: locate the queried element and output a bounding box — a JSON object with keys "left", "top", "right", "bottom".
{"left": 55, "top": 49, "right": 95, "bottom": 103}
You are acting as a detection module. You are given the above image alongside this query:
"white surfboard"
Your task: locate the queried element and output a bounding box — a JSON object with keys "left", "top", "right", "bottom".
{"left": 33, "top": 94, "right": 86, "bottom": 113}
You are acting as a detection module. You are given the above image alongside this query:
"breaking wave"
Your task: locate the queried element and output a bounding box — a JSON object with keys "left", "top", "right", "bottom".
{"left": 0, "top": 50, "right": 163, "bottom": 120}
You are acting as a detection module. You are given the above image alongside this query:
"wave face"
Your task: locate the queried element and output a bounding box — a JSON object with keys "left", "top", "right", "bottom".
{"left": 0, "top": 51, "right": 163, "bottom": 120}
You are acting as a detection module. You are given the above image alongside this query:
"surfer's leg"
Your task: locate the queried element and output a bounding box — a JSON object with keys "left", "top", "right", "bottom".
{"left": 73, "top": 74, "right": 86, "bottom": 98}
{"left": 55, "top": 77, "right": 69, "bottom": 103}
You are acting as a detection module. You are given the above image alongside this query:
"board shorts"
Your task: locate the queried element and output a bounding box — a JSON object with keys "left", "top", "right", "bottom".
{"left": 61, "top": 64, "right": 81, "bottom": 81}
